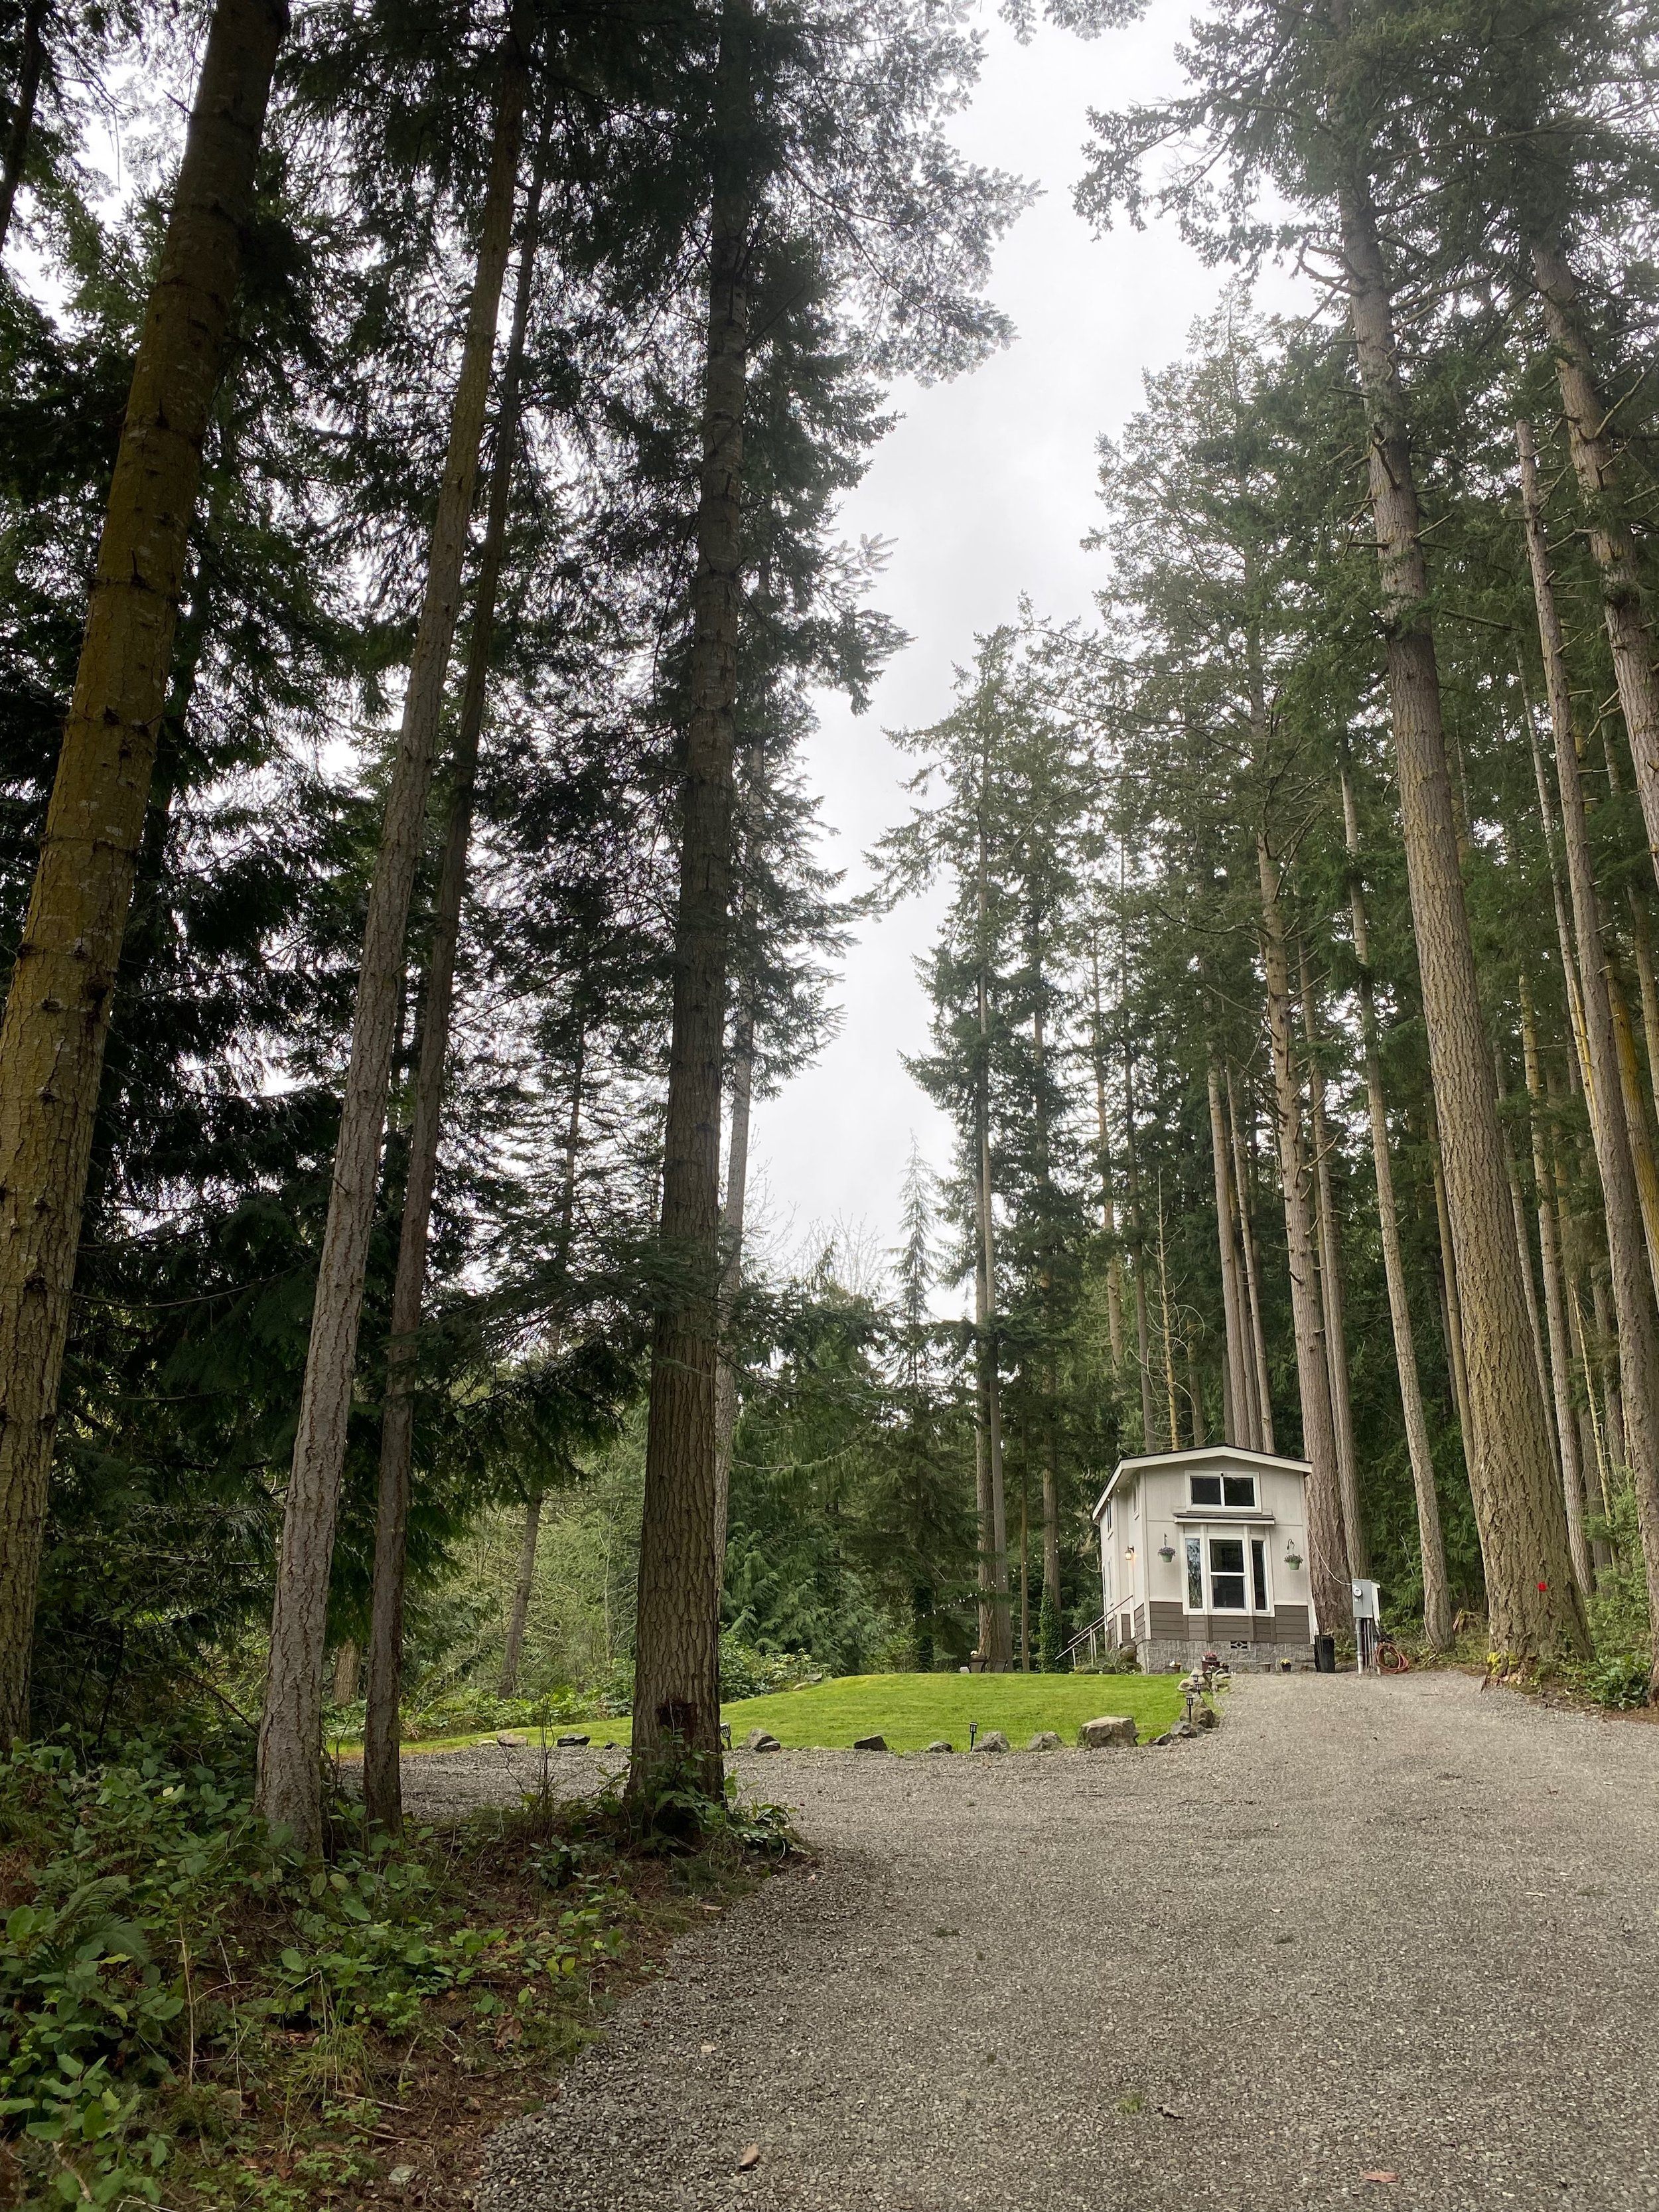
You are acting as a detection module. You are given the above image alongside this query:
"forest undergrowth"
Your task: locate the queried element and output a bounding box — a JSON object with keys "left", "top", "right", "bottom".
{"left": 0, "top": 1726, "right": 796, "bottom": 2210}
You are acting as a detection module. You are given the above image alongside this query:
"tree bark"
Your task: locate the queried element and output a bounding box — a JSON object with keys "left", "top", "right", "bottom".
{"left": 713, "top": 723, "right": 763, "bottom": 1590}
{"left": 1089, "top": 943, "right": 1126, "bottom": 1371}
{"left": 1228, "top": 1067, "right": 1276, "bottom": 1455}
{"left": 1532, "top": 236, "right": 1659, "bottom": 888}
{"left": 1338, "top": 174, "right": 1585, "bottom": 1657}
{"left": 1257, "top": 835, "right": 1348, "bottom": 1641}
{"left": 1520, "top": 980, "right": 1594, "bottom": 1595}
{"left": 330, "top": 1641, "right": 359, "bottom": 1707}
{"left": 1518, "top": 418, "right": 1659, "bottom": 1676}
{"left": 256, "top": 15, "right": 532, "bottom": 1849}
{"left": 1123, "top": 1042, "right": 1159, "bottom": 1451}
{"left": 360, "top": 149, "right": 546, "bottom": 1832}
{"left": 627, "top": 38, "right": 753, "bottom": 1799}
{"left": 1207, "top": 1057, "right": 1254, "bottom": 1449}
{"left": 0, "top": 0, "right": 287, "bottom": 1741}
{"left": 1426, "top": 1110, "right": 1476, "bottom": 1469}
{"left": 0, "top": 0, "right": 48, "bottom": 254}
{"left": 1342, "top": 770, "right": 1451, "bottom": 1646}
{"left": 1154, "top": 1181, "right": 1181, "bottom": 1450}
{"left": 1494, "top": 1043, "right": 1558, "bottom": 1480}
{"left": 1299, "top": 944, "right": 1365, "bottom": 1574}
{"left": 974, "top": 1061, "right": 1013, "bottom": 1667}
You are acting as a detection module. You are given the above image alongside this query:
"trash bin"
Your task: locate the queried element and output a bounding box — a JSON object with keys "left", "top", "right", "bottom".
{"left": 1314, "top": 1635, "right": 1336, "bottom": 1673}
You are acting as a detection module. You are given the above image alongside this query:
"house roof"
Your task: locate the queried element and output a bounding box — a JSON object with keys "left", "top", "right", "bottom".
{"left": 1090, "top": 1443, "right": 1313, "bottom": 1524}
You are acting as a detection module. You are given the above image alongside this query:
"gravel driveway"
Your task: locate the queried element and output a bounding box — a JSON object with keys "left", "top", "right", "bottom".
{"left": 461, "top": 1672, "right": 1659, "bottom": 2212}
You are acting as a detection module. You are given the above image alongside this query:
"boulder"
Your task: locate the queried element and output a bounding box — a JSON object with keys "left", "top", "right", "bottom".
{"left": 975, "top": 1730, "right": 1011, "bottom": 1755}
{"left": 1170, "top": 1718, "right": 1200, "bottom": 1739}
{"left": 745, "top": 1728, "right": 782, "bottom": 1753}
{"left": 1027, "top": 1730, "right": 1062, "bottom": 1751}
{"left": 494, "top": 1731, "right": 528, "bottom": 1747}
{"left": 1192, "top": 1702, "right": 1218, "bottom": 1730}
{"left": 1078, "top": 1714, "right": 1137, "bottom": 1749}
{"left": 923, "top": 1739, "right": 954, "bottom": 1753}
{"left": 852, "top": 1733, "right": 888, "bottom": 1752}
{"left": 555, "top": 1732, "right": 590, "bottom": 1748}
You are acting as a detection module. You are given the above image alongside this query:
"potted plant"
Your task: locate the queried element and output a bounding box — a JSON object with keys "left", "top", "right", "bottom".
{"left": 1285, "top": 1546, "right": 1303, "bottom": 1571}
{"left": 1157, "top": 1541, "right": 1176, "bottom": 1562}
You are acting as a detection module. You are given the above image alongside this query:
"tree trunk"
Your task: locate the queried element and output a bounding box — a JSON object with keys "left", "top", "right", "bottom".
{"left": 255, "top": 15, "right": 532, "bottom": 1850}
{"left": 975, "top": 1079, "right": 1013, "bottom": 1667}
{"left": 1123, "top": 1043, "right": 1159, "bottom": 1450}
{"left": 0, "top": 0, "right": 48, "bottom": 253}
{"left": 713, "top": 724, "right": 763, "bottom": 1591}
{"left": 1338, "top": 175, "right": 1585, "bottom": 1658}
{"left": 1031, "top": 996, "right": 1063, "bottom": 1631}
{"left": 1520, "top": 980, "right": 1594, "bottom": 1595}
{"left": 360, "top": 151, "right": 547, "bottom": 1833}
{"left": 1155, "top": 1182, "right": 1181, "bottom": 1449}
{"left": 1342, "top": 770, "right": 1451, "bottom": 1646}
{"left": 1518, "top": 417, "right": 1659, "bottom": 1676}
{"left": 1207, "top": 1057, "right": 1254, "bottom": 1449}
{"left": 499, "top": 1492, "right": 543, "bottom": 1697}
{"left": 1494, "top": 1043, "right": 1558, "bottom": 1477}
{"left": 1605, "top": 963, "right": 1659, "bottom": 1297}
{"left": 1228, "top": 1067, "right": 1276, "bottom": 1455}
{"left": 1089, "top": 944, "right": 1126, "bottom": 1370}
{"left": 1257, "top": 835, "right": 1348, "bottom": 1641}
{"left": 1532, "top": 236, "right": 1659, "bottom": 888}
{"left": 1427, "top": 1112, "right": 1476, "bottom": 1468}
{"left": 0, "top": 0, "right": 287, "bottom": 1742}
{"left": 628, "top": 7, "right": 754, "bottom": 1802}
{"left": 1299, "top": 944, "right": 1365, "bottom": 1574}
{"left": 330, "top": 1641, "right": 359, "bottom": 1707}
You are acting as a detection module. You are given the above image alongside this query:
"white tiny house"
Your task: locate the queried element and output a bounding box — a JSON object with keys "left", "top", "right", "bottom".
{"left": 1092, "top": 1445, "right": 1319, "bottom": 1672}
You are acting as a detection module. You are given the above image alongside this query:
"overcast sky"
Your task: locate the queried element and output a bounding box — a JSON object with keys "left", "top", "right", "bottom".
{"left": 753, "top": 4, "right": 1308, "bottom": 1288}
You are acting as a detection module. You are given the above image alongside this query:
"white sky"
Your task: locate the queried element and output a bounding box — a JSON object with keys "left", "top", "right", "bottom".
{"left": 758, "top": 5, "right": 1311, "bottom": 1284}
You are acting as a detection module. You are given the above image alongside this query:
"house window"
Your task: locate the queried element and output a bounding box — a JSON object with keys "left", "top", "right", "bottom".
{"left": 1185, "top": 1536, "right": 1202, "bottom": 1609}
{"left": 1208, "top": 1537, "right": 1247, "bottom": 1609}
{"left": 1103, "top": 1498, "right": 1113, "bottom": 1532}
{"left": 1252, "top": 1538, "right": 1268, "bottom": 1611}
{"left": 1189, "top": 1472, "right": 1257, "bottom": 1509}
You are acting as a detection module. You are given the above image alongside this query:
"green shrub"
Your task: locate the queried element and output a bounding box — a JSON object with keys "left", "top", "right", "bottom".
{"left": 1585, "top": 1650, "right": 1652, "bottom": 1710}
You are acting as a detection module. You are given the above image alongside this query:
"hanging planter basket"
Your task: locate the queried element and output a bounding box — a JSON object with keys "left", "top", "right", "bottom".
{"left": 1157, "top": 1543, "right": 1176, "bottom": 1562}
{"left": 1285, "top": 1551, "right": 1303, "bottom": 1571}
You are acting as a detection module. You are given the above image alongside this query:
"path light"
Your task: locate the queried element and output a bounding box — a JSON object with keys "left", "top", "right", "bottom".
{"left": 969, "top": 1721, "right": 979, "bottom": 1750}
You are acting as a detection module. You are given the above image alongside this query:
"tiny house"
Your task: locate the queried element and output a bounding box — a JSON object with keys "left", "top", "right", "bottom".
{"left": 1092, "top": 1445, "right": 1319, "bottom": 1672}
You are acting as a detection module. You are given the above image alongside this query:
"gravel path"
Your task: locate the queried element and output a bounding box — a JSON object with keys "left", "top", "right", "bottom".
{"left": 456, "top": 1672, "right": 1659, "bottom": 2212}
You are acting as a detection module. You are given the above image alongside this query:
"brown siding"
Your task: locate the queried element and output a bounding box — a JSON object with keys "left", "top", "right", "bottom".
{"left": 1273, "top": 1604, "right": 1310, "bottom": 1643}
{"left": 1149, "top": 1601, "right": 1185, "bottom": 1637}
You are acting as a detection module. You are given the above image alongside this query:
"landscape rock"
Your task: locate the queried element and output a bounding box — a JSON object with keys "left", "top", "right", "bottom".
{"left": 1027, "top": 1731, "right": 1062, "bottom": 1751}
{"left": 1078, "top": 1714, "right": 1137, "bottom": 1749}
{"left": 1170, "top": 1719, "right": 1200, "bottom": 1739}
{"left": 853, "top": 1734, "right": 888, "bottom": 1751}
{"left": 1192, "top": 1703, "right": 1218, "bottom": 1730}
{"left": 556, "top": 1733, "right": 590, "bottom": 1748}
{"left": 494, "top": 1732, "right": 528, "bottom": 1747}
{"left": 388, "top": 2168, "right": 416, "bottom": 2195}
{"left": 975, "top": 1730, "right": 1011, "bottom": 1755}
{"left": 923, "top": 1739, "right": 954, "bottom": 1753}
{"left": 745, "top": 1728, "right": 782, "bottom": 1753}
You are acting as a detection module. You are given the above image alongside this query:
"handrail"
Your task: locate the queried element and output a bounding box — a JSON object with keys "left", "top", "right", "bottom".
{"left": 1058, "top": 1613, "right": 1107, "bottom": 1664}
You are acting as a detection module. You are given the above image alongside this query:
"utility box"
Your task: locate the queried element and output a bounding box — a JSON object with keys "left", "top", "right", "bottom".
{"left": 1352, "top": 1578, "right": 1382, "bottom": 1672}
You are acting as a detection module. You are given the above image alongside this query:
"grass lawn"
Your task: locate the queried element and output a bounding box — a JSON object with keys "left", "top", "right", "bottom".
{"left": 330, "top": 1671, "right": 1190, "bottom": 1762}
{"left": 720, "top": 1671, "right": 1186, "bottom": 1752}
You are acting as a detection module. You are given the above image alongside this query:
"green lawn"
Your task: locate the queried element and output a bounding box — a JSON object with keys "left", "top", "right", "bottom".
{"left": 719, "top": 1670, "right": 1185, "bottom": 1751}
{"left": 332, "top": 1670, "right": 1188, "bottom": 1762}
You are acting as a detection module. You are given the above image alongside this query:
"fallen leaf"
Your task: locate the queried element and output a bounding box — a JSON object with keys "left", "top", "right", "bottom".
{"left": 738, "top": 2145, "right": 761, "bottom": 2172}
{"left": 1362, "top": 2174, "right": 1399, "bottom": 2185}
